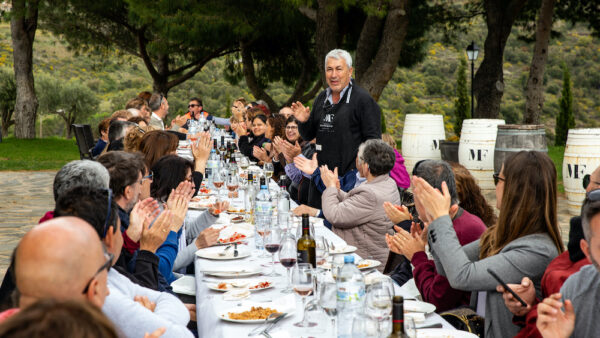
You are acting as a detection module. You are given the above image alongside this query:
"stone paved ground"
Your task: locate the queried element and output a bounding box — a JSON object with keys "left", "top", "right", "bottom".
{"left": 0, "top": 172, "right": 573, "bottom": 281}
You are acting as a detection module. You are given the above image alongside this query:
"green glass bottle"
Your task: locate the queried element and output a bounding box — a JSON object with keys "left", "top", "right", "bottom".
{"left": 296, "top": 214, "right": 316, "bottom": 268}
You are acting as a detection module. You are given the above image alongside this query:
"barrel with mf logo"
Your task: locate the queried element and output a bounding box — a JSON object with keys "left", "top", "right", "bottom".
{"left": 401, "top": 113, "right": 445, "bottom": 174}
{"left": 563, "top": 128, "right": 600, "bottom": 215}
{"left": 458, "top": 119, "right": 505, "bottom": 190}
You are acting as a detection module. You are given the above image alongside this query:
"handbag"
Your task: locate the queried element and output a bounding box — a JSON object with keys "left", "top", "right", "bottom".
{"left": 440, "top": 307, "right": 485, "bottom": 337}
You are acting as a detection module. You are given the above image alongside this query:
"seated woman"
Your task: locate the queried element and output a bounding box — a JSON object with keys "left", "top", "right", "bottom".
{"left": 382, "top": 133, "right": 410, "bottom": 190}
{"left": 237, "top": 114, "right": 269, "bottom": 162}
{"left": 413, "top": 151, "right": 563, "bottom": 338}
{"left": 385, "top": 160, "right": 487, "bottom": 310}
{"left": 91, "top": 118, "right": 111, "bottom": 158}
{"left": 139, "top": 130, "right": 211, "bottom": 196}
{"left": 151, "top": 155, "right": 226, "bottom": 283}
{"left": 320, "top": 139, "right": 400, "bottom": 270}
{"left": 450, "top": 162, "right": 496, "bottom": 227}
{"left": 253, "top": 114, "right": 287, "bottom": 178}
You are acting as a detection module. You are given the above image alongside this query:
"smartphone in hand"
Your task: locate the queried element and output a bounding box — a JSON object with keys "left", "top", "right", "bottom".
{"left": 487, "top": 268, "right": 528, "bottom": 307}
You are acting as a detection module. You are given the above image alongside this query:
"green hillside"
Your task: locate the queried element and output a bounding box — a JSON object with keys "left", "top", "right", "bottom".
{"left": 0, "top": 18, "right": 599, "bottom": 143}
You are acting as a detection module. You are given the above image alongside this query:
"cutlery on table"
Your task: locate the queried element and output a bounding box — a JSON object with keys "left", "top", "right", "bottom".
{"left": 248, "top": 312, "right": 284, "bottom": 336}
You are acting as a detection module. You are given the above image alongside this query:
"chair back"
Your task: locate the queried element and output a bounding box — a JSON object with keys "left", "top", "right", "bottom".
{"left": 72, "top": 124, "right": 94, "bottom": 160}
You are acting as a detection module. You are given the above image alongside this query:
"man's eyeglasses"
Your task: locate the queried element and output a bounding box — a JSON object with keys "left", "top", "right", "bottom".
{"left": 82, "top": 250, "right": 113, "bottom": 294}
{"left": 142, "top": 171, "right": 154, "bottom": 183}
{"left": 102, "top": 189, "right": 113, "bottom": 238}
{"left": 493, "top": 173, "right": 505, "bottom": 186}
{"left": 188, "top": 104, "right": 200, "bottom": 108}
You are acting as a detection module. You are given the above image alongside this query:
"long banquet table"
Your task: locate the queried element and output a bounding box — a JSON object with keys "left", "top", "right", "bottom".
{"left": 190, "top": 185, "right": 454, "bottom": 337}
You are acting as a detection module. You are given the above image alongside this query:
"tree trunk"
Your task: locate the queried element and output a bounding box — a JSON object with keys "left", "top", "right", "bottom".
{"left": 11, "top": 0, "right": 39, "bottom": 139}
{"left": 314, "top": 0, "right": 338, "bottom": 87}
{"left": 473, "top": 0, "right": 526, "bottom": 118}
{"left": 523, "top": 0, "right": 556, "bottom": 124}
{"left": 357, "top": 0, "right": 409, "bottom": 101}
{"left": 1, "top": 109, "right": 14, "bottom": 136}
{"left": 355, "top": 13, "right": 384, "bottom": 81}
{"left": 240, "top": 42, "right": 278, "bottom": 111}
{"left": 153, "top": 54, "right": 170, "bottom": 96}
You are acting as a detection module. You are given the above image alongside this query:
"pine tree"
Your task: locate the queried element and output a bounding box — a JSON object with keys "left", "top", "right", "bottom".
{"left": 555, "top": 64, "right": 574, "bottom": 146}
{"left": 381, "top": 112, "right": 387, "bottom": 134}
{"left": 453, "top": 56, "right": 470, "bottom": 137}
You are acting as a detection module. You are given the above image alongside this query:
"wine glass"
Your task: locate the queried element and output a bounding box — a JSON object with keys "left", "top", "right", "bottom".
{"left": 366, "top": 282, "right": 392, "bottom": 336}
{"left": 292, "top": 263, "right": 317, "bottom": 327}
{"left": 212, "top": 169, "right": 224, "bottom": 199}
{"left": 264, "top": 225, "right": 282, "bottom": 277}
{"left": 239, "top": 156, "right": 249, "bottom": 170}
{"left": 279, "top": 234, "right": 296, "bottom": 294}
{"left": 226, "top": 174, "right": 239, "bottom": 199}
{"left": 278, "top": 210, "right": 290, "bottom": 233}
{"left": 315, "top": 236, "right": 329, "bottom": 266}
{"left": 319, "top": 281, "right": 338, "bottom": 337}
{"left": 331, "top": 254, "right": 345, "bottom": 280}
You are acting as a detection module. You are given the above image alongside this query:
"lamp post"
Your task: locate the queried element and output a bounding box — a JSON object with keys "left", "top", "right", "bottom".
{"left": 466, "top": 41, "right": 480, "bottom": 116}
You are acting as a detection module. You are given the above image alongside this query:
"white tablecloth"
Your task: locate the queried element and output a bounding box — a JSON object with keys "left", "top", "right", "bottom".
{"left": 189, "top": 184, "right": 453, "bottom": 337}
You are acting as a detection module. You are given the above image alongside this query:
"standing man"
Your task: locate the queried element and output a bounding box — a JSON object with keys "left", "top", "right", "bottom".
{"left": 148, "top": 93, "right": 169, "bottom": 130}
{"left": 291, "top": 49, "right": 382, "bottom": 208}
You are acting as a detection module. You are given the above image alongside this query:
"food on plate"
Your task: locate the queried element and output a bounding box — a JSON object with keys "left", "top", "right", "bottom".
{"left": 213, "top": 209, "right": 222, "bottom": 215}
{"left": 227, "top": 307, "right": 281, "bottom": 320}
{"left": 249, "top": 281, "right": 271, "bottom": 290}
{"left": 357, "top": 262, "right": 370, "bottom": 269}
{"left": 199, "top": 187, "right": 211, "bottom": 194}
{"left": 217, "top": 232, "right": 247, "bottom": 244}
{"left": 231, "top": 216, "right": 244, "bottom": 222}
{"left": 217, "top": 283, "right": 228, "bottom": 290}
{"left": 227, "top": 207, "right": 245, "bottom": 213}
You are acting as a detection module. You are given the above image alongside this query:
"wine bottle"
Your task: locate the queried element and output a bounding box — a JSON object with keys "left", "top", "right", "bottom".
{"left": 390, "top": 296, "right": 408, "bottom": 338}
{"left": 297, "top": 214, "right": 316, "bottom": 268}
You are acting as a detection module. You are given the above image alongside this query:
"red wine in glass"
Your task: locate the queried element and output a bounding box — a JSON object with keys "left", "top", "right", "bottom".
{"left": 265, "top": 243, "right": 281, "bottom": 253}
{"left": 280, "top": 258, "right": 296, "bottom": 268}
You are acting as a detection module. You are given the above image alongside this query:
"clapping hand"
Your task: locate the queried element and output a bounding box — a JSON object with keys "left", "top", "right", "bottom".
{"left": 209, "top": 200, "right": 230, "bottom": 216}
{"left": 385, "top": 223, "right": 426, "bottom": 260}
{"left": 290, "top": 101, "right": 310, "bottom": 122}
{"left": 412, "top": 176, "right": 451, "bottom": 221}
{"left": 253, "top": 146, "right": 270, "bottom": 163}
{"left": 497, "top": 277, "right": 535, "bottom": 316}
{"left": 165, "top": 181, "right": 194, "bottom": 232}
{"left": 382, "top": 202, "right": 412, "bottom": 224}
{"left": 536, "top": 293, "right": 575, "bottom": 338}
{"left": 192, "top": 132, "right": 212, "bottom": 173}
{"left": 294, "top": 153, "right": 318, "bottom": 176}
{"left": 320, "top": 165, "right": 339, "bottom": 189}
{"left": 128, "top": 198, "right": 160, "bottom": 242}
{"left": 232, "top": 120, "right": 248, "bottom": 136}
{"left": 139, "top": 210, "right": 173, "bottom": 253}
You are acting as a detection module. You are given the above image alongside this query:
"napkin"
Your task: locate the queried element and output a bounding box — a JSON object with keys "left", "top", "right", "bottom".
{"left": 244, "top": 294, "right": 296, "bottom": 314}
{"left": 223, "top": 288, "right": 250, "bottom": 301}
{"left": 405, "top": 312, "right": 425, "bottom": 323}
{"left": 170, "top": 275, "right": 196, "bottom": 295}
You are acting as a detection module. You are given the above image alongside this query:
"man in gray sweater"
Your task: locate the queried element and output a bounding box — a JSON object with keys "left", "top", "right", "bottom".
{"left": 537, "top": 193, "right": 600, "bottom": 338}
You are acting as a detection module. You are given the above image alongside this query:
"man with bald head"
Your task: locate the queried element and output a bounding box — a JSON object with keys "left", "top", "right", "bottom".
{"left": 0, "top": 217, "right": 109, "bottom": 321}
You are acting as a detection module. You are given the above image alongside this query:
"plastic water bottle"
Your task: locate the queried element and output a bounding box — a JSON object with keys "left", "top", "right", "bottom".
{"left": 277, "top": 184, "right": 290, "bottom": 214}
{"left": 254, "top": 177, "right": 272, "bottom": 250}
{"left": 336, "top": 255, "right": 366, "bottom": 338}
{"left": 206, "top": 148, "right": 219, "bottom": 183}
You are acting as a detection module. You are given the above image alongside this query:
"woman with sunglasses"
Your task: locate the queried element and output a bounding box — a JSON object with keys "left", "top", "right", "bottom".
{"left": 413, "top": 151, "right": 563, "bottom": 338}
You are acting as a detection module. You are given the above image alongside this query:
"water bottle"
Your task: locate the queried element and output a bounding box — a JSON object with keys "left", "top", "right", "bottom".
{"left": 206, "top": 148, "right": 219, "bottom": 183}
{"left": 337, "top": 255, "right": 366, "bottom": 338}
{"left": 254, "top": 177, "right": 272, "bottom": 250}
{"left": 277, "top": 184, "right": 290, "bottom": 214}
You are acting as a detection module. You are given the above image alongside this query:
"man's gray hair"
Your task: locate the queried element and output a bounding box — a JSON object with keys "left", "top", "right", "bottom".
{"left": 357, "top": 139, "right": 395, "bottom": 176}
{"left": 581, "top": 196, "right": 600, "bottom": 242}
{"left": 53, "top": 160, "right": 110, "bottom": 202}
{"left": 148, "top": 93, "right": 163, "bottom": 112}
{"left": 325, "top": 49, "right": 353, "bottom": 70}
{"left": 413, "top": 160, "right": 459, "bottom": 205}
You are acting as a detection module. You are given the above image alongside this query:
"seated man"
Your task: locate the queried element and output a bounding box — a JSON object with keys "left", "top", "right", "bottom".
{"left": 536, "top": 190, "right": 600, "bottom": 337}
{"left": 320, "top": 139, "right": 400, "bottom": 271}
{"left": 0, "top": 217, "right": 109, "bottom": 321}
{"left": 384, "top": 160, "right": 487, "bottom": 311}
{"left": 54, "top": 187, "right": 193, "bottom": 337}
{"left": 107, "top": 120, "right": 135, "bottom": 152}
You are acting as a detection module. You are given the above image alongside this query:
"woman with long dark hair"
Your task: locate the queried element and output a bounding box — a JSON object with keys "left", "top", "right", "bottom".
{"left": 237, "top": 114, "right": 269, "bottom": 162}
{"left": 450, "top": 162, "right": 497, "bottom": 227}
{"left": 413, "top": 151, "right": 563, "bottom": 338}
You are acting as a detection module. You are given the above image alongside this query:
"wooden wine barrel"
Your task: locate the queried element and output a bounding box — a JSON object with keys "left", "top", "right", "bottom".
{"left": 458, "top": 119, "right": 505, "bottom": 190}
{"left": 563, "top": 128, "right": 600, "bottom": 215}
{"left": 401, "top": 114, "right": 445, "bottom": 174}
{"left": 494, "top": 125, "right": 548, "bottom": 174}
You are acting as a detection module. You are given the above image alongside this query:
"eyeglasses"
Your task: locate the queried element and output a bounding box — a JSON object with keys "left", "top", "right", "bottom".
{"left": 188, "top": 104, "right": 200, "bottom": 108}
{"left": 82, "top": 250, "right": 113, "bottom": 294}
{"left": 142, "top": 171, "right": 154, "bottom": 183}
{"left": 102, "top": 189, "right": 113, "bottom": 238}
{"left": 493, "top": 173, "right": 505, "bottom": 186}
{"left": 286, "top": 126, "right": 298, "bottom": 130}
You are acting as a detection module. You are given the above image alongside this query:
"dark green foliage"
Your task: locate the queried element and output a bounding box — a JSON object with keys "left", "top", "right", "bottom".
{"left": 453, "top": 56, "right": 469, "bottom": 137}
{"left": 0, "top": 67, "right": 16, "bottom": 134}
{"left": 555, "top": 64, "right": 574, "bottom": 146}
{"left": 381, "top": 111, "right": 387, "bottom": 134}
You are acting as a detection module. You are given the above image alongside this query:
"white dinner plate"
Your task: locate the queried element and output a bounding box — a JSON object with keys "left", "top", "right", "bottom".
{"left": 355, "top": 259, "right": 382, "bottom": 270}
{"left": 405, "top": 300, "right": 436, "bottom": 313}
{"left": 217, "top": 305, "right": 292, "bottom": 324}
{"left": 416, "top": 329, "right": 478, "bottom": 338}
{"left": 201, "top": 266, "right": 263, "bottom": 278}
{"left": 329, "top": 245, "right": 357, "bottom": 254}
{"left": 195, "top": 246, "right": 251, "bottom": 260}
{"left": 206, "top": 279, "right": 274, "bottom": 292}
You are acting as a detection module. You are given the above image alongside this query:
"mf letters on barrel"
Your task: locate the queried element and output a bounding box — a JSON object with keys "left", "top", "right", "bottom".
{"left": 401, "top": 114, "right": 445, "bottom": 174}
{"left": 494, "top": 125, "right": 548, "bottom": 174}
{"left": 563, "top": 128, "right": 600, "bottom": 215}
{"left": 458, "top": 119, "right": 505, "bottom": 190}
